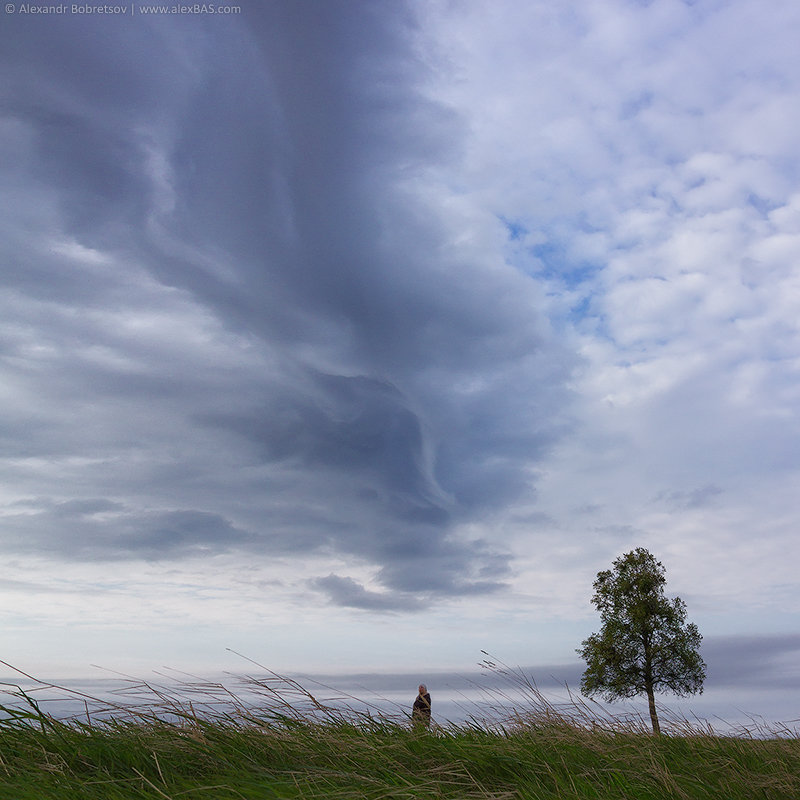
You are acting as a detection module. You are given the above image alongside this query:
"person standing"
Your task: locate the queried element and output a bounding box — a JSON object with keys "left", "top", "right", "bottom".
{"left": 412, "top": 683, "right": 431, "bottom": 728}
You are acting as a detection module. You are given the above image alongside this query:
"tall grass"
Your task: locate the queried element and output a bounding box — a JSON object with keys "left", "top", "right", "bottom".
{"left": 1, "top": 657, "right": 798, "bottom": 799}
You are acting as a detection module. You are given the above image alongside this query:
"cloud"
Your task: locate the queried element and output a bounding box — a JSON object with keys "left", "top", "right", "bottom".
{"left": 702, "top": 634, "right": 800, "bottom": 690}
{"left": 311, "top": 574, "right": 424, "bottom": 613}
{"left": 0, "top": 500, "right": 254, "bottom": 560}
{"left": 0, "top": 1, "right": 575, "bottom": 605}
{"left": 301, "top": 631, "right": 800, "bottom": 700}
{"left": 651, "top": 485, "right": 723, "bottom": 511}
{"left": 204, "top": 373, "right": 448, "bottom": 525}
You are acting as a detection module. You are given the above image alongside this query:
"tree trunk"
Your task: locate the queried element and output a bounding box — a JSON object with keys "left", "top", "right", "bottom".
{"left": 646, "top": 682, "right": 660, "bottom": 735}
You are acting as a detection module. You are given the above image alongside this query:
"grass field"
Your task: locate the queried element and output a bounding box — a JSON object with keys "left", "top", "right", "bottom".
{"left": 1, "top": 661, "right": 798, "bottom": 799}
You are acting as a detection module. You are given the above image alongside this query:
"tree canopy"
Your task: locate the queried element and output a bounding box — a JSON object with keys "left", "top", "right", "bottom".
{"left": 577, "top": 547, "right": 705, "bottom": 734}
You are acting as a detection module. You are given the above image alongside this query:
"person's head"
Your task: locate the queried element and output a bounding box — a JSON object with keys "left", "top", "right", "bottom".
{"left": 418, "top": 684, "right": 427, "bottom": 695}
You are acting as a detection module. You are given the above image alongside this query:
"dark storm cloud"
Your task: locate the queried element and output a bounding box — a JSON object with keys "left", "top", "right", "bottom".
{"left": 375, "top": 539, "right": 511, "bottom": 598}
{"left": 702, "top": 634, "right": 800, "bottom": 690}
{"left": 311, "top": 574, "right": 425, "bottom": 612}
{"left": 0, "top": 1, "right": 573, "bottom": 602}
{"left": 206, "top": 372, "right": 447, "bottom": 525}
{"left": 0, "top": 499, "right": 253, "bottom": 560}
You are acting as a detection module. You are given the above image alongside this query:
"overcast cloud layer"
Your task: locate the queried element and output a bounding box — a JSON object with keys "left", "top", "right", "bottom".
{"left": 2, "top": 0, "right": 799, "bottom": 721}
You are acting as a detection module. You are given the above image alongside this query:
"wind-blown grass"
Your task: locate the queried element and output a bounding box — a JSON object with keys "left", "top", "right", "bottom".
{"left": 1, "top": 657, "right": 798, "bottom": 799}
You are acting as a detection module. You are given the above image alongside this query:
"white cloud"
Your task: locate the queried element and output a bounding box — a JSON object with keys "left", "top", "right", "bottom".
{"left": 406, "top": 0, "right": 800, "bottom": 641}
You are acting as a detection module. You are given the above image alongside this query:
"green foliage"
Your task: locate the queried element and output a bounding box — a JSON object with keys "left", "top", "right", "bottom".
{"left": 1, "top": 698, "right": 799, "bottom": 799}
{"left": 578, "top": 548, "right": 706, "bottom": 734}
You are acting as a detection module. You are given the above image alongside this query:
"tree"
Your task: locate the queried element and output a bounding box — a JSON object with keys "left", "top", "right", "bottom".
{"left": 577, "top": 547, "right": 705, "bottom": 735}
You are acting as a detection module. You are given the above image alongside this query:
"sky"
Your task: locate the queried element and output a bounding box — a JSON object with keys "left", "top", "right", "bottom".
{"left": 1, "top": 0, "right": 800, "bottom": 728}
